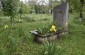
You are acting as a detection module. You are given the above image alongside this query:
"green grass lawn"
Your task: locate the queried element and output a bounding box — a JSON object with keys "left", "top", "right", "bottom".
{"left": 0, "top": 14, "right": 85, "bottom": 55}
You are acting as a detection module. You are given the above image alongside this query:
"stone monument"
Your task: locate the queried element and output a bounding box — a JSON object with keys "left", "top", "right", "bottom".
{"left": 53, "top": 2, "right": 69, "bottom": 30}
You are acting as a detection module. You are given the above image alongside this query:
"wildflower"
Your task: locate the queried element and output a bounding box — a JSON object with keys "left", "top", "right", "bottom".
{"left": 19, "top": 19, "right": 23, "bottom": 22}
{"left": 50, "top": 25, "right": 56, "bottom": 32}
{"left": 57, "top": 46, "right": 62, "bottom": 49}
{"left": 44, "top": 51, "right": 48, "bottom": 55}
{"left": 4, "top": 25, "right": 8, "bottom": 29}
{"left": 66, "top": 22, "right": 68, "bottom": 26}
{"left": 82, "top": 25, "right": 84, "bottom": 27}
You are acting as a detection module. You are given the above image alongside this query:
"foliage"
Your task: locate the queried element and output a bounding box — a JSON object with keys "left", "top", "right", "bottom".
{"left": 19, "top": 2, "right": 31, "bottom": 14}
{"left": 69, "top": 0, "right": 85, "bottom": 12}
{"left": 1, "top": 0, "right": 19, "bottom": 17}
{"left": 34, "top": 5, "right": 47, "bottom": 14}
{"left": 0, "top": 13, "right": 85, "bottom": 55}
{"left": 37, "top": 24, "right": 51, "bottom": 34}
{"left": 40, "top": 42, "right": 57, "bottom": 55}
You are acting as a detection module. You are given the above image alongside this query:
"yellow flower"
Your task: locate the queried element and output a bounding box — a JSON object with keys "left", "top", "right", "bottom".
{"left": 50, "top": 25, "right": 56, "bottom": 32}
{"left": 4, "top": 25, "right": 8, "bottom": 29}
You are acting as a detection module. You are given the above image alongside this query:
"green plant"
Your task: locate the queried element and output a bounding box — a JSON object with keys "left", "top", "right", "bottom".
{"left": 18, "top": 26, "right": 24, "bottom": 37}
{"left": 1, "top": 0, "right": 19, "bottom": 31}
{"left": 6, "top": 36, "right": 19, "bottom": 55}
{"left": 40, "top": 42, "right": 57, "bottom": 55}
{"left": 37, "top": 25, "right": 51, "bottom": 34}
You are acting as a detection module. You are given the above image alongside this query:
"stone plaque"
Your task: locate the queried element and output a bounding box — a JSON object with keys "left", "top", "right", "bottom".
{"left": 53, "top": 2, "right": 69, "bottom": 30}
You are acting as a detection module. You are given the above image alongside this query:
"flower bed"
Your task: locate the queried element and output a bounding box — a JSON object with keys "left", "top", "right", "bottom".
{"left": 30, "top": 25, "right": 68, "bottom": 43}
{"left": 30, "top": 30, "right": 57, "bottom": 43}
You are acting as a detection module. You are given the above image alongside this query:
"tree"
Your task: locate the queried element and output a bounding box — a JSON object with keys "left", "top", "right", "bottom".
{"left": 48, "top": 0, "right": 58, "bottom": 14}
{"left": 80, "top": 0, "right": 84, "bottom": 21}
{"left": 69, "top": 0, "right": 84, "bottom": 21}
{"left": 28, "top": 0, "right": 36, "bottom": 14}
{"left": 1, "top": 0, "right": 19, "bottom": 18}
{"left": 19, "top": 2, "right": 31, "bottom": 14}
{"left": 1, "top": 0, "right": 19, "bottom": 29}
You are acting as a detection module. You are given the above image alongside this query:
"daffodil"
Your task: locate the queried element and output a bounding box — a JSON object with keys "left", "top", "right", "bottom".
{"left": 19, "top": 19, "right": 21, "bottom": 22}
{"left": 4, "top": 25, "right": 8, "bottom": 29}
{"left": 82, "top": 25, "right": 84, "bottom": 27}
{"left": 44, "top": 51, "right": 48, "bottom": 55}
{"left": 57, "top": 46, "right": 62, "bottom": 49}
{"left": 50, "top": 25, "right": 56, "bottom": 32}
{"left": 66, "top": 22, "right": 68, "bottom": 26}
{"left": 19, "top": 19, "right": 23, "bottom": 22}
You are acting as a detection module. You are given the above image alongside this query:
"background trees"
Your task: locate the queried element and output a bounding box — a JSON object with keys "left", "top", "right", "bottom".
{"left": 69, "top": 0, "right": 85, "bottom": 21}
{"left": 0, "top": 0, "right": 85, "bottom": 20}
{"left": 1, "top": 0, "right": 19, "bottom": 20}
{"left": 1, "top": 0, "right": 19, "bottom": 30}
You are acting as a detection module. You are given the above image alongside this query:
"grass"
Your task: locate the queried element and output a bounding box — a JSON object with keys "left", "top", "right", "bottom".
{"left": 0, "top": 13, "right": 85, "bottom": 55}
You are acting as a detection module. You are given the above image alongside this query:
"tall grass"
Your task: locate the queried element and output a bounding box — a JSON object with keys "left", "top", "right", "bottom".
{"left": 0, "top": 14, "right": 85, "bottom": 55}
{"left": 41, "top": 42, "right": 57, "bottom": 55}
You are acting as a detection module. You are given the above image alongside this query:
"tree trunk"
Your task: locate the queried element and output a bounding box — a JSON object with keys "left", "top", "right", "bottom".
{"left": 80, "top": 0, "right": 84, "bottom": 21}
{"left": 10, "top": 16, "right": 14, "bottom": 31}
{"left": 80, "top": 10, "right": 83, "bottom": 21}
